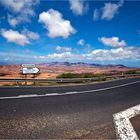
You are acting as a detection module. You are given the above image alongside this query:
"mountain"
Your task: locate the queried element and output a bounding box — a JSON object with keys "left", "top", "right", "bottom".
{"left": 0, "top": 62, "right": 138, "bottom": 79}
{"left": 42, "top": 62, "right": 128, "bottom": 68}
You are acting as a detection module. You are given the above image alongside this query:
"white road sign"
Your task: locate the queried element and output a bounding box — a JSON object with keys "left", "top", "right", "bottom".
{"left": 22, "top": 67, "right": 40, "bottom": 74}
{"left": 22, "top": 64, "right": 36, "bottom": 68}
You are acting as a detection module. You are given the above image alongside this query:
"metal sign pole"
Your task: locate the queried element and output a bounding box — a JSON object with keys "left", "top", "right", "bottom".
{"left": 21, "top": 64, "right": 40, "bottom": 86}
{"left": 34, "top": 74, "right": 35, "bottom": 86}
{"left": 25, "top": 74, "right": 27, "bottom": 86}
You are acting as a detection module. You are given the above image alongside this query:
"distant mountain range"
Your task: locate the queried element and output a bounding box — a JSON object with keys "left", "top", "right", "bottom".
{"left": 0, "top": 62, "right": 138, "bottom": 79}
{"left": 0, "top": 61, "right": 129, "bottom": 69}
{"left": 41, "top": 62, "right": 128, "bottom": 68}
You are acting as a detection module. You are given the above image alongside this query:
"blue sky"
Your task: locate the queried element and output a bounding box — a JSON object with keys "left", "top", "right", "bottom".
{"left": 0, "top": 0, "right": 140, "bottom": 67}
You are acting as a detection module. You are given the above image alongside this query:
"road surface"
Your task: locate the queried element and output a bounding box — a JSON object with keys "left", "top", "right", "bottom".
{"left": 0, "top": 77, "right": 140, "bottom": 139}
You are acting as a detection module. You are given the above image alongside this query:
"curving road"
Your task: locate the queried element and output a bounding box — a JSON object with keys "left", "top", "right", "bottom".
{"left": 0, "top": 77, "right": 140, "bottom": 139}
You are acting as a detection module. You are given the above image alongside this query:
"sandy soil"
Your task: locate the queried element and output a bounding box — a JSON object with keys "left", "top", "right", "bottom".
{"left": 0, "top": 64, "right": 135, "bottom": 79}
{"left": 0, "top": 64, "right": 138, "bottom": 86}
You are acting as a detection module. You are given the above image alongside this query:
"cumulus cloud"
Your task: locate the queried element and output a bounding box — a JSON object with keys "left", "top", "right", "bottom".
{"left": 99, "top": 37, "right": 126, "bottom": 47}
{"left": 93, "top": 0, "right": 123, "bottom": 21}
{"left": 55, "top": 46, "right": 72, "bottom": 52}
{"left": 39, "top": 9, "right": 76, "bottom": 38}
{"left": 47, "top": 52, "right": 73, "bottom": 60}
{"left": 0, "top": 0, "right": 39, "bottom": 13}
{"left": 83, "top": 47, "right": 140, "bottom": 61}
{"left": 35, "top": 46, "right": 140, "bottom": 62}
{"left": 1, "top": 29, "right": 29, "bottom": 46}
{"left": 69, "top": 0, "right": 88, "bottom": 16}
{"left": 0, "top": 0, "right": 40, "bottom": 27}
{"left": 22, "top": 28, "right": 40, "bottom": 40}
{"left": 1, "top": 46, "right": 139, "bottom": 65}
{"left": 1, "top": 29, "right": 39, "bottom": 46}
{"left": 77, "top": 39, "right": 85, "bottom": 46}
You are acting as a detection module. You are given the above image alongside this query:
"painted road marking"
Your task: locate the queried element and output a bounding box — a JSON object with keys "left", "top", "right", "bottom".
{"left": 0, "top": 80, "right": 140, "bottom": 100}
{"left": 113, "top": 104, "right": 140, "bottom": 140}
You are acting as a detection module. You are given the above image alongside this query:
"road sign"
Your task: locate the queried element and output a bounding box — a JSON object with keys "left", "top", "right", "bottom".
{"left": 22, "top": 64, "right": 36, "bottom": 68}
{"left": 22, "top": 67, "right": 40, "bottom": 74}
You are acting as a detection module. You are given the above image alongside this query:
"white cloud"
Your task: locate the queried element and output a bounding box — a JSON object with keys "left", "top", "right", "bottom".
{"left": 39, "top": 9, "right": 76, "bottom": 38}
{"left": 0, "top": 0, "right": 38, "bottom": 13}
{"left": 83, "top": 47, "right": 140, "bottom": 61}
{"left": 77, "top": 39, "right": 93, "bottom": 53}
{"left": 93, "top": 9, "right": 100, "bottom": 21}
{"left": 69, "top": 0, "right": 88, "bottom": 16}
{"left": 77, "top": 39, "right": 85, "bottom": 46}
{"left": 1, "top": 46, "right": 139, "bottom": 66}
{"left": 7, "top": 15, "right": 26, "bottom": 27}
{"left": 22, "top": 29, "right": 40, "bottom": 40}
{"left": 99, "top": 37, "right": 126, "bottom": 47}
{"left": 93, "top": 0, "right": 123, "bottom": 21}
{"left": 102, "top": 0, "right": 123, "bottom": 20}
{"left": 0, "top": 0, "right": 40, "bottom": 27}
{"left": 1, "top": 29, "right": 29, "bottom": 46}
{"left": 7, "top": 15, "right": 19, "bottom": 27}
{"left": 47, "top": 52, "right": 73, "bottom": 60}
{"left": 35, "top": 46, "right": 140, "bottom": 62}
{"left": 1, "top": 29, "right": 39, "bottom": 46}
{"left": 55, "top": 46, "right": 72, "bottom": 52}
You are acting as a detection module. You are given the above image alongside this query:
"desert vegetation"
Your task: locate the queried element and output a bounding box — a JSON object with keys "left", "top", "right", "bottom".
{"left": 56, "top": 73, "right": 105, "bottom": 79}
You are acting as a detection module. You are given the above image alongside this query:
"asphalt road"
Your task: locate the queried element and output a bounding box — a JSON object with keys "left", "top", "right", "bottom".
{"left": 0, "top": 77, "right": 140, "bottom": 139}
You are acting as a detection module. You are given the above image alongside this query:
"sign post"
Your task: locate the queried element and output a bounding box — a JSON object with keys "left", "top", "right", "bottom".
{"left": 21, "top": 64, "right": 40, "bottom": 85}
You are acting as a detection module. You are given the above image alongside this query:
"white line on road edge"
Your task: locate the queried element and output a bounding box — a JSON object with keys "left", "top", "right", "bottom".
{"left": 113, "top": 104, "right": 140, "bottom": 140}
{"left": 0, "top": 80, "right": 140, "bottom": 100}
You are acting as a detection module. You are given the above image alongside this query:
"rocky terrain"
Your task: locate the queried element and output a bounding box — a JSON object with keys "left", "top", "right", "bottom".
{"left": 0, "top": 62, "right": 137, "bottom": 79}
